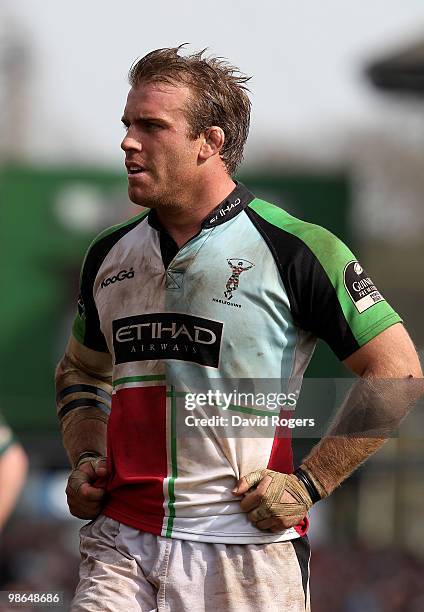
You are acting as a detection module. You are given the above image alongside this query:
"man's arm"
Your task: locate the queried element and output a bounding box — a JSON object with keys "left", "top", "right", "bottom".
{"left": 234, "top": 323, "right": 423, "bottom": 531}
{"left": 0, "top": 443, "right": 28, "bottom": 530}
{"left": 56, "top": 334, "right": 113, "bottom": 519}
{"left": 301, "top": 323, "right": 422, "bottom": 497}
{"left": 56, "top": 335, "right": 112, "bottom": 467}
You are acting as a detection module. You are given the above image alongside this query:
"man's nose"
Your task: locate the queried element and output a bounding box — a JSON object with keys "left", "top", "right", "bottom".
{"left": 121, "top": 133, "right": 142, "bottom": 152}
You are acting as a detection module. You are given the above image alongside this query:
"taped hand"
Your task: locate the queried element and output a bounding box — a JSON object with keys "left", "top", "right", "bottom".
{"left": 66, "top": 454, "right": 108, "bottom": 520}
{"left": 233, "top": 469, "right": 313, "bottom": 532}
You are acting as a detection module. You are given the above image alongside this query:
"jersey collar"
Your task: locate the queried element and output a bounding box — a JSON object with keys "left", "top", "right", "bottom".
{"left": 147, "top": 182, "right": 255, "bottom": 231}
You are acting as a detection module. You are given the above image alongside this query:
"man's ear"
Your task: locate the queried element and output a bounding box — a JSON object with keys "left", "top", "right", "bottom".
{"left": 198, "top": 126, "right": 225, "bottom": 162}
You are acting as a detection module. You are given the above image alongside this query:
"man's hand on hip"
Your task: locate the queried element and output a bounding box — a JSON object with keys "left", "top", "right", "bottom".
{"left": 66, "top": 455, "right": 108, "bottom": 520}
{"left": 232, "top": 469, "right": 313, "bottom": 532}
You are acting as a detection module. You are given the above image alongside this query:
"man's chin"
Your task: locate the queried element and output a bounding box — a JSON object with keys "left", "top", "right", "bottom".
{"left": 128, "top": 185, "right": 157, "bottom": 209}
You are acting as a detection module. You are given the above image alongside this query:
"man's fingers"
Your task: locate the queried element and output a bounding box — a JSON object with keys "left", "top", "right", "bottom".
{"left": 232, "top": 476, "right": 249, "bottom": 495}
{"left": 68, "top": 460, "right": 108, "bottom": 495}
{"left": 236, "top": 469, "right": 312, "bottom": 531}
{"left": 65, "top": 482, "right": 105, "bottom": 503}
{"left": 239, "top": 476, "right": 273, "bottom": 511}
{"left": 233, "top": 469, "right": 266, "bottom": 495}
{"left": 65, "top": 458, "right": 108, "bottom": 520}
{"left": 94, "top": 466, "right": 108, "bottom": 479}
{"left": 65, "top": 484, "right": 104, "bottom": 519}
{"left": 255, "top": 517, "right": 290, "bottom": 532}
{"left": 255, "top": 518, "right": 276, "bottom": 530}
{"left": 253, "top": 514, "right": 304, "bottom": 531}
{"left": 68, "top": 469, "right": 91, "bottom": 494}
{"left": 66, "top": 494, "right": 103, "bottom": 520}
{"left": 78, "top": 482, "right": 106, "bottom": 501}
{"left": 76, "top": 462, "right": 96, "bottom": 477}
{"left": 92, "top": 457, "right": 108, "bottom": 474}
{"left": 69, "top": 508, "right": 100, "bottom": 520}
{"left": 76, "top": 456, "right": 108, "bottom": 477}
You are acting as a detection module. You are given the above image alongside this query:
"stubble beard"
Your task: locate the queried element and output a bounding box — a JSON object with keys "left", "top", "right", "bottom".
{"left": 128, "top": 183, "right": 183, "bottom": 211}
{"left": 128, "top": 166, "right": 195, "bottom": 213}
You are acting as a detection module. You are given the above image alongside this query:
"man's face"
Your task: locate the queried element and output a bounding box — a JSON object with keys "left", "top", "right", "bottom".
{"left": 121, "top": 81, "right": 202, "bottom": 209}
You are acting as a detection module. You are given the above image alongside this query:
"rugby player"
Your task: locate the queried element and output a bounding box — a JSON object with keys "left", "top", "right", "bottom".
{"left": 56, "top": 46, "right": 422, "bottom": 611}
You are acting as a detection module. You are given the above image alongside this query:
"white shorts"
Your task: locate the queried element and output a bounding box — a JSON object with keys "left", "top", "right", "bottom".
{"left": 71, "top": 515, "right": 311, "bottom": 612}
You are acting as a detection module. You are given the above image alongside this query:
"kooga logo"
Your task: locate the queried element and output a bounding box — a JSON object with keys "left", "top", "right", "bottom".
{"left": 101, "top": 268, "right": 134, "bottom": 288}
{"left": 112, "top": 313, "right": 223, "bottom": 367}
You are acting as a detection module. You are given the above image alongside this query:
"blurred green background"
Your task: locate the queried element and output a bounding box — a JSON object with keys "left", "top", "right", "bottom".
{"left": 0, "top": 167, "right": 351, "bottom": 429}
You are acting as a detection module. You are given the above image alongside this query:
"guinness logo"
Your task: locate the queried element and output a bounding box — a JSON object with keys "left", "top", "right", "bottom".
{"left": 344, "top": 261, "right": 384, "bottom": 313}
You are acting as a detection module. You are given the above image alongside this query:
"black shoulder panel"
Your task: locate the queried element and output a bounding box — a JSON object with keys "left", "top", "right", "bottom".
{"left": 245, "top": 207, "right": 359, "bottom": 360}
{"left": 78, "top": 213, "right": 148, "bottom": 351}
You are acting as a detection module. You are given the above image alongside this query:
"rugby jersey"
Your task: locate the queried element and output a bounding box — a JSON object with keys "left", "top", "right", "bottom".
{"left": 70, "top": 182, "right": 401, "bottom": 543}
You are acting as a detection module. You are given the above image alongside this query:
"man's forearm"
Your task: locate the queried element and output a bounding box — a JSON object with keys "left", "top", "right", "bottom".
{"left": 301, "top": 376, "right": 424, "bottom": 498}
{"left": 56, "top": 336, "right": 112, "bottom": 468}
{"left": 302, "top": 436, "right": 384, "bottom": 497}
{"left": 60, "top": 409, "right": 108, "bottom": 468}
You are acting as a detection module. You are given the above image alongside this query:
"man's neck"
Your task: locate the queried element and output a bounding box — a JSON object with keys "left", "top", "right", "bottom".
{"left": 156, "top": 175, "right": 237, "bottom": 247}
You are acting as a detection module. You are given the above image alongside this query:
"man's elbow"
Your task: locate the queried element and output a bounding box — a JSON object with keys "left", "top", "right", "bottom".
{"left": 364, "top": 348, "right": 423, "bottom": 379}
{"left": 345, "top": 324, "right": 423, "bottom": 379}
